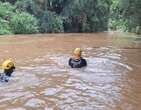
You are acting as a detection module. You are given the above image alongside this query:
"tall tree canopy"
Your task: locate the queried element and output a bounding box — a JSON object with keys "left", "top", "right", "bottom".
{"left": 0, "top": 0, "right": 140, "bottom": 34}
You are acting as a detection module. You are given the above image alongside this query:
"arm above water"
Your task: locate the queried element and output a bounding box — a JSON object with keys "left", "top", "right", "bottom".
{"left": 69, "top": 58, "right": 73, "bottom": 68}
{"left": 82, "top": 58, "right": 87, "bottom": 67}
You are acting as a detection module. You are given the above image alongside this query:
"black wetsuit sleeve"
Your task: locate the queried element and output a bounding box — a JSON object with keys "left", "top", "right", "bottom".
{"left": 82, "top": 59, "right": 87, "bottom": 67}
{"left": 69, "top": 58, "right": 73, "bottom": 68}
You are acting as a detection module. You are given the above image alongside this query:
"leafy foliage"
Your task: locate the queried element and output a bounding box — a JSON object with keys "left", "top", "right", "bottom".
{"left": 10, "top": 12, "right": 39, "bottom": 34}
{"left": 40, "top": 11, "right": 64, "bottom": 33}
{"left": 0, "top": 1, "right": 14, "bottom": 19}
{"left": 15, "top": 0, "right": 38, "bottom": 15}
{"left": 61, "top": 0, "right": 111, "bottom": 32}
{"left": 109, "top": 0, "right": 141, "bottom": 34}
{"left": 0, "top": 18, "right": 12, "bottom": 35}
{"left": 0, "top": 0, "right": 140, "bottom": 34}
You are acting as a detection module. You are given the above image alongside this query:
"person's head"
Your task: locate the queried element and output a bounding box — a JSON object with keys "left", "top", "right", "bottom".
{"left": 1, "top": 59, "right": 15, "bottom": 76}
{"left": 73, "top": 48, "right": 82, "bottom": 59}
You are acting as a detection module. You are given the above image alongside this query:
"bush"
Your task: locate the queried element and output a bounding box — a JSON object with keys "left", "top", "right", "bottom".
{"left": 15, "top": 0, "right": 37, "bottom": 15}
{"left": 0, "top": 0, "right": 17, "bottom": 4}
{"left": 0, "top": 1, "right": 15, "bottom": 19}
{"left": 0, "top": 18, "right": 12, "bottom": 35}
{"left": 10, "top": 12, "right": 39, "bottom": 34}
{"left": 61, "top": 0, "right": 111, "bottom": 32}
{"left": 109, "top": 0, "right": 141, "bottom": 34}
{"left": 40, "top": 11, "right": 64, "bottom": 33}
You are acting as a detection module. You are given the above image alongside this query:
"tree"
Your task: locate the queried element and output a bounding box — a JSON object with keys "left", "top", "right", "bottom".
{"left": 121, "top": 0, "right": 141, "bottom": 33}
{"left": 0, "top": 0, "right": 140, "bottom": 34}
{"left": 0, "top": 18, "right": 12, "bottom": 35}
{"left": 15, "top": 0, "right": 38, "bottom": 16}
{"left": 0, "top": 0, "right": 17, "bottom": 4}
{"left": 62, "top": 0, "right": 111, "bottom": 32}
{"left": 109, "top": 0, "right": 141, "bottom": 34}
{"left": 0, "top": 1, "right": 15, "bottom": 19}
{"left": 40, "top": 11, "right": 64, "bottom": 33}
{"left": 10, "top": 12, "right": 39, "bottom": 34}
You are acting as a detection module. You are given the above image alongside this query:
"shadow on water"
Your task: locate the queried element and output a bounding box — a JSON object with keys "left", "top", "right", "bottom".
{"left": 0, "top": 33, "right": 141, "bottom": 110}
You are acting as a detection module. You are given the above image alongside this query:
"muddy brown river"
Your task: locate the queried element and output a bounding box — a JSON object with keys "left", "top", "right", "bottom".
{"left": 0, "top": 32, "right": 141, "bottom": 110}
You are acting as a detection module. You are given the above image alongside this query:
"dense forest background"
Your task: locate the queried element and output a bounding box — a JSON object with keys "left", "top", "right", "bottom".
{"left": 0, "top": 0, "right": 141, "bottom": 35}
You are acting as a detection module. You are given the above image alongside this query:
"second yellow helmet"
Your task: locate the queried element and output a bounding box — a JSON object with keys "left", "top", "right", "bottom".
{"left": 1, "top": 59, "right": 14, "bottom": 70}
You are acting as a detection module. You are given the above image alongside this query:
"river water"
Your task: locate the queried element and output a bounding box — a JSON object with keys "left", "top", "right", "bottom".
{"left": 0, "top": 32, "right": 141, "bottom": 110}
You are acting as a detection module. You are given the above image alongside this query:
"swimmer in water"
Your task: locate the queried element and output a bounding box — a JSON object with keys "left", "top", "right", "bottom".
{"left": 0, "top": 59, "right": 15, "bottom": 82}
{"left": 69, "top": 48, "right": 87, "bottom": 68}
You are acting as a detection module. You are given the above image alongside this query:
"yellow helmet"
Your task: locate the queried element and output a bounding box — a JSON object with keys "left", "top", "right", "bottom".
{"left": 1, "top": 59, "right": 14, "bottom": 70}
{"left": 73, "top": 48, "right": 81, "bottom": 55}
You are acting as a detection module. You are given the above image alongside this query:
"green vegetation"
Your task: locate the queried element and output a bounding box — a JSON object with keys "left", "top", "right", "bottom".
{"left": 10, "top": 12, "right": 39, "bottom": 34}
{"left": 0, "top": 2, "right": 14, "bottom": 34}
{"left": 109, "top": 0, "right": 141, "bottom": 34}
{"left": 0, "top": 0, "right": 140, "bottom": 34}
{"left": 0, "top": 2, "right": 14, "bottom": 18}
{"left": 40, "top": 11, "right": 64, "bottom": 33}
{"left": 0, "top": 18, "right": 12, "bottom": 34}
